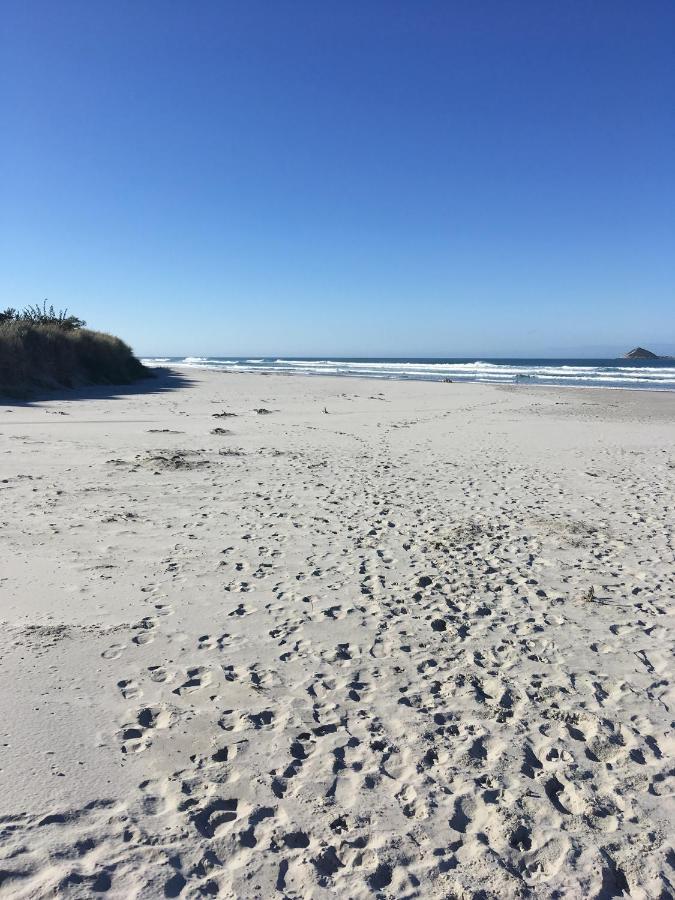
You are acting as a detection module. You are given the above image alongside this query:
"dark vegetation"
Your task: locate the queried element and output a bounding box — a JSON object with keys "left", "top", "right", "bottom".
{"left": 0, "top": 301, "right": 150, "bottom": 397}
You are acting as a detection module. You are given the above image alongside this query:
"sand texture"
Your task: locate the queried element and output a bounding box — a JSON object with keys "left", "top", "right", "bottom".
{"left": 0, "top": 369, "right": 673, "bottom": 899}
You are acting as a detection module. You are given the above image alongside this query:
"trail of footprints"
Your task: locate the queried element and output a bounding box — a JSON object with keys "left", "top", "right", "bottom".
{"left": 95, "top": 464, "right": 672, "bottom": 896}
{"left": 3, "top": 418, "right": 673, "bottom": 898}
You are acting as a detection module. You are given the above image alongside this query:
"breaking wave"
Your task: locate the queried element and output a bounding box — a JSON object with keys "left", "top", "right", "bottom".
{"left": 140, "top": 357, "right": 675, "bottom": 391}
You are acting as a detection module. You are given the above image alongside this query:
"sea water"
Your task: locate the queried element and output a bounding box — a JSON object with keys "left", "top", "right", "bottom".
{"left": 141, "top": 357, "right": 675, "bottom": 391}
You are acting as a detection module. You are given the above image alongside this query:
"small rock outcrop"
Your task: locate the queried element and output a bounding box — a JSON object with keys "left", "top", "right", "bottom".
{"left": 623, "top": 347, "right": 660, "bottom": 360}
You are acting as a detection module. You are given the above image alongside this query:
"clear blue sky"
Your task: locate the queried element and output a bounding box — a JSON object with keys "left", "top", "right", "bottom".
{"left": 2, "top": 2, "right": 673, "bottom": 357}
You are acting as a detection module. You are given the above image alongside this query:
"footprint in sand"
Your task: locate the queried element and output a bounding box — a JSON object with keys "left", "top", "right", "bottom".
{"left": 153, "top": 602, "right": 174, "bottom": 616}
{"left": 118, "top": 679, "right": 142, "bottom": 700}
{"left": 132, "top": 631, "right": 155, "bottom": 646}
{"left": 192, "top": 798, "right": 241, "bottom": 839}
{"left": 148, "top": 665, "right": 175, "bottom": 683}
{"left": 137, "top": 777, "right": 179, "bottom": 817}
{"left": 118, "top": 705, "right": 172, "bottom": 754}
{"left": 172, "top": 666, "right": 213, "bottom": 695}
{"left": 218, "top": 710, "right": 248, "bottom": 733}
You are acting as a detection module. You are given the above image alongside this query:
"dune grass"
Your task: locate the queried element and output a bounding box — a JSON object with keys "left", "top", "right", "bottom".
{"left": 0, "top": 305, "right": 149, "bottom": 397}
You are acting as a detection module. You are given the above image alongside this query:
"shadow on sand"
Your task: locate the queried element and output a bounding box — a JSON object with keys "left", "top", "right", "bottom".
{"left": 1, "top": 367, "right": 195, "bottom": 407}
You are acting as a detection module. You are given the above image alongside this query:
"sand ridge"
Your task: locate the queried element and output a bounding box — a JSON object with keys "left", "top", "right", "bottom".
{"left": 0, "top": 370, "right": 673, "bottom": 898}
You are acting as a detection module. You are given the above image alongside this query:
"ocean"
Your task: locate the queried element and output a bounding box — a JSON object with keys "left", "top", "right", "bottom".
{"left": 141, "top": 357, "right": 675, "bottom": 391}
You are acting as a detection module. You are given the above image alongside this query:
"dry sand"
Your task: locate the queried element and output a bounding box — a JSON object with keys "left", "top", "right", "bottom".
{"left": 0, "top": 368, "right": 673, "bottom": 899}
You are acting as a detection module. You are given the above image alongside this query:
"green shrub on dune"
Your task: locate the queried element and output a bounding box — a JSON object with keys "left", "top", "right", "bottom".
{"left": 0, "top": 302, "right": 149, "bottom": 397}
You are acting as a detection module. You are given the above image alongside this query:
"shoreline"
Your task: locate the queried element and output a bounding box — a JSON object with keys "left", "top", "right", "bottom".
{"left": 140, "top": 360, "right": 675, "bottom": 393}
{"left": 8, "top": 364, "right": 675, "bottom": 410}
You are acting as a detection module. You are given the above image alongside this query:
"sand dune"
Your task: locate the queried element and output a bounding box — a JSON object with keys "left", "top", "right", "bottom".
{"left": 0, "top": 371, "right": 673, "bottom": 898}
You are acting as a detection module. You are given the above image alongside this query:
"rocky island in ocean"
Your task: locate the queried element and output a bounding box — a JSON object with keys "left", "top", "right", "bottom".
{"left": 623, "top": 347, "right": 669, "bottom": 360}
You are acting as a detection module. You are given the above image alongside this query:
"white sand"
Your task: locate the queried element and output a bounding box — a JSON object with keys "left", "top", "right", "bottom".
{"left": 0, "top": 369, "right": 673, "bottom": 898}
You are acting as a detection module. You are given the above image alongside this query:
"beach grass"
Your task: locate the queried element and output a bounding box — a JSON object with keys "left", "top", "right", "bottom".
{"left": 0, "top": 309, "right": 149, "bottom": 397}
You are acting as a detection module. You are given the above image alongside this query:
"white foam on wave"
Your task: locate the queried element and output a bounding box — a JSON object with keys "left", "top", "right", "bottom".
{"left": 155, "top": 356, "right": 675, "bottom": 390}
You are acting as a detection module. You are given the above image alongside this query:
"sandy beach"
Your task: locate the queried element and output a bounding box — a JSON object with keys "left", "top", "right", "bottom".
{"left": 0, "top": 368, "right": 673, "bottom": 898}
